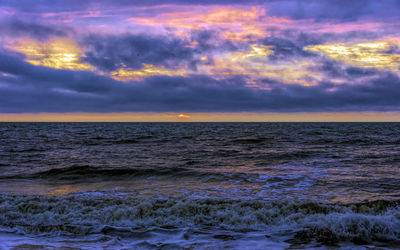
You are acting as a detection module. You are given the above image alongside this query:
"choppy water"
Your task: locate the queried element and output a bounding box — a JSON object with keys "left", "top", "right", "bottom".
{"left": 0, "top": 122, "right": 399, "bottom": 249}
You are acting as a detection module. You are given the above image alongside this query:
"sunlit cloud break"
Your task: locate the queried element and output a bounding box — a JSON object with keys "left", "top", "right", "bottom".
{"left": 111, "top": 64, "right": 186, "bottom": 81}
{"left": 305, "top": 38, "right": 400, "bottom": 73}
{"left": 12, "top": 38, "right": 94, "bottom": 71}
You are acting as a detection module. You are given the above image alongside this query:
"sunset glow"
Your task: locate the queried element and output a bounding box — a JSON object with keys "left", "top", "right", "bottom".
{"left": 0, "top": 1, "right": 399, "bottom": 120}
{"left": 1, "top": 2, "right": 400, "bottom": 248}
{"left": 129, "top": 7, "right": 288, "bottom": 41}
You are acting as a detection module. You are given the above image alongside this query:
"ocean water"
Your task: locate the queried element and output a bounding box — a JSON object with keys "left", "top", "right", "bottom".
{"left": 0, "top": 122, "right": 399, "bottom": 249}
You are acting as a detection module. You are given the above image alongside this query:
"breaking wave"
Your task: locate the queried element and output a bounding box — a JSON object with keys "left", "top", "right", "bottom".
{"left": 0, "top": 194, "right": 399, "bottom": 246}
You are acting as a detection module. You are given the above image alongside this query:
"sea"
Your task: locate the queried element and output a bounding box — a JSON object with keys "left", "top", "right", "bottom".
{"left": 0, "top": 122, "right": 399, "bottom": 249}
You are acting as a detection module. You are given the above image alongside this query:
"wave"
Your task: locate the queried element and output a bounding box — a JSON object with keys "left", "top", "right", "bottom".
{"left": 114, "top": 139, "right": 139, "bottom": 144}
{"left": 4, "top": 147, "right": 47, "bottom": 153}
{"left": 0, "top": 194, "right": 399, "bottom": 246}
{"left": 2, "top": 165, "right": 281, "bottom": 183}
{"left": 21, "top": 165, "right": 194, "bottom": 180}
{"left": 230, "top": 138, "right": 267, "bottom": 144}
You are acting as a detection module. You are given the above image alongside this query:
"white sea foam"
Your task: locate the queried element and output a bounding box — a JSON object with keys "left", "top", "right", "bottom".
{"left": 0, "top": 194, "right": 398, "bottom": 249}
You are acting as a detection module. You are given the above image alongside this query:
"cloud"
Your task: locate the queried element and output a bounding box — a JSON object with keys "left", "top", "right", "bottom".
{"left": 1, "top": 50, "right": 400, "bottom": 113}
{"left": 12, "top": 38, "right": 94, "bottom": 71}
{"left": 259, "top": 37, "right": 314, "bottom": 60}
{"left": 110, "top": 64, "right": 186, "bottom": 81}
{"left": 1, "top": 1, "right": 400, "bottom": 114}
{"left": 0, "top": 18, "right": 69, "bottom": 41}
{"left": 196, "top": 43, "right": 322, "bottom": 88}
{"left": 3, "top": 0, "right": 399, "bottom": 29}
{"left": 305, "top": 38, "right": 400, "bottom": 72}
{"left": 128, "top": 6, "right": 291, "bottom": 42}
{"left": 264, "top": 0, "right": 400, "bottom": 21}
{"left": 188, "top": 30, "right": 236, "bottom": 52}
{"left": 82, "top": 33, "right": 196, "bottom": 71}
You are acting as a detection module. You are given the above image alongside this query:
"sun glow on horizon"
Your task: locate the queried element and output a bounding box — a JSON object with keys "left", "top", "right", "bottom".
{"left": 1, "top": 112, "right": 400, "bottom": 122}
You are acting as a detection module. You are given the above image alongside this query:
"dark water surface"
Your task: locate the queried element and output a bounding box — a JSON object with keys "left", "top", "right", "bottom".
{"left": 0, "top": 123, "right": 399, "bottom": 249}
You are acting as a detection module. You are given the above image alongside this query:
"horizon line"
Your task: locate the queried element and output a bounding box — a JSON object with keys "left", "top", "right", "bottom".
{"left": 1, "top": 112, "right": 400, "bottom": 122}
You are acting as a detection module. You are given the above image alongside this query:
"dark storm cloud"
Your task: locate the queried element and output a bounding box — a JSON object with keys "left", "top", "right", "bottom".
{"left": 82, "top": 32, "right": 237, "bottom": 72}
{"left": 1, "top": 51, "right": 400, "bottom": 113}
{"left": 345, "top": 67, "right": 380, "bottom": 78}
{"left": 189, "top": 30, "right": 237, "bottom": 53}
{"left": 282, "top": 30, "right": 384, "bottom": 46}
{"left": 308, "top": 58, "right": 386, "bottom": 81}
{"left": 82, "top": 34, "right": 197, "bottom": 71}
{"left": 259, "top": 37, "right": 314, "bottom": 60}
{"left": 0, "top": 19, "right": 70, "bottom": 41}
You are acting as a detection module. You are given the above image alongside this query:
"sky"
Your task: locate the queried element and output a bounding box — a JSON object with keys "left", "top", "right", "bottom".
{"left": 0, "top": 0, "right": 399, "bottom": 121}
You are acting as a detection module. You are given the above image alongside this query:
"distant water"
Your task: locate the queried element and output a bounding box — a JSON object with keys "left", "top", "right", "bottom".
{"left": 0, "top": 122, "right": 399, "bottom": 249}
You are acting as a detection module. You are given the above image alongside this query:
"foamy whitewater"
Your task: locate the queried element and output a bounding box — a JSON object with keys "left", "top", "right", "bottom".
{"left": 0, "top": 123, "right": 399, "bottom": 249}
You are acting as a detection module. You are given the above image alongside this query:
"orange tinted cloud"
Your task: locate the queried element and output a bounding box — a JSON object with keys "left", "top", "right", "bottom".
{"left": 130, "top": 6, "right": 291, "bottom": 41}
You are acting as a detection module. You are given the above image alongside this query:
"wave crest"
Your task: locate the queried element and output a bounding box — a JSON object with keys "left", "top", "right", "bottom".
{"left": 0, "top": 194, "right": 399, "bottom": 245}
